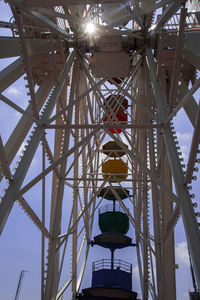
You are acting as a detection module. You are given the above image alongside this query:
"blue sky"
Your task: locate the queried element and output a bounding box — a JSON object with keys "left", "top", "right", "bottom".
{"left": 0, "top": 2, "right": 199, "bottom": 300}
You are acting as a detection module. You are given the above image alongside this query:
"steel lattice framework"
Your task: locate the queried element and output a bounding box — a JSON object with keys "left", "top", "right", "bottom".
{"left": 0, "top": 0, "right": 200, "bottom": 299}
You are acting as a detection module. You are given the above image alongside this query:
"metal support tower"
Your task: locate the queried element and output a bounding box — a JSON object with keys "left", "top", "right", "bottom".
{"left": 0, "top": 0, "right": 200, "bottom": 299}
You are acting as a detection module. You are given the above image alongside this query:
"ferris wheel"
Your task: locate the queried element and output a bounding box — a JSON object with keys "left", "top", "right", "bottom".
{"left": 0, "top": 0, "right": 200, "bottom": 299}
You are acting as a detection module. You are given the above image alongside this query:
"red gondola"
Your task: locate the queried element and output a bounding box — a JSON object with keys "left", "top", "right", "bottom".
{"left": 103, "top": 109, "right": 127, "bottom": 134}
{"left": 104, "top": 94, "right": 128, "bottom": 111}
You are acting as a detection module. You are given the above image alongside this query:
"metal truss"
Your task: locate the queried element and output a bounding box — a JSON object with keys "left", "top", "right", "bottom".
{"left": 1, "top": 1, "right": 200, "bottom": 299}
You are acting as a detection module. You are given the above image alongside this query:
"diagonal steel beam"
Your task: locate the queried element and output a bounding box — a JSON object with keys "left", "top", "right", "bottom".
{"left": 18, "top": 197, "right": 51, "bottom": 239}
{"left": 97, "top": 0, "right": 176, "bottom": 29}
{"left": 0, "top": 78, "right": 54, "bottom": 182}
{"left": 0, "top": 138, "right": 51, "bottom": 239}
{"left": 22, "top": 0, "right": 135, "bottom": 6}
{"left": 146, "top": 48, "right": 200, "bottom": 290}
{"left": 46, "top": 76, "right": 107, "bottom": 125}
{"left": 0, "top": 51, "right": 75, "bottom": 235}
{"left": 0, "top": 57, "right": 24, "bottom": 93}
{"left": 17, "top": 125, "right": 101, "bottom": 198}
{"left": 0, "top": 93, "right": 40, "bottom": 124}
{"left": 13, "top": 8, "right": 39, "bottom": 119}
{"left": 166, "top": 77, "right": 200, "bottom": 123}
{"left": 0, "top": 136, "right": 12, "bottom": 180}
{"left": 80, "top": 51, "right": 159, "bottom": 123}
{"left": 147, "top": 1, "right": 184, "bottom": 38}
{"left": 0, "top": 37, "right": 53, "bottom": 58}
{"left": 168, "top": 7, "right": 187, "bottom": 112}
{"left": 179, "top": 80, "right": 198, "bottom": 128}
{"left": 185, "top": 101, "right": 200, "bottom": 183}
{"left": 9, "top": 0, "right": 72, "bottom": 41}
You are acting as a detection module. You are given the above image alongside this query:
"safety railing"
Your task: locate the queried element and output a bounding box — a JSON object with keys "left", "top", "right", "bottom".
{"left": 92, "top": 258, "right": 132, "bottom": 274}
{"left": 98, "top": 203, "right": 127, "bottom": 214}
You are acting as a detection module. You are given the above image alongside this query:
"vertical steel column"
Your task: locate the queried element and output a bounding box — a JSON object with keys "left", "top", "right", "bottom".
{"left": 146, "top": 48, "right": 200, "bottom": 290}
{"left": 148, "top": 127, "right": 164, "bottom": 299}
{"left": 131, "top": 70, "right": 144, "bottom": 299}
{"left": 160, "top": 154, "right": 176, "bottom": 300}
{"left": 72, "top": 61, "right": 80, "bottom": 298}
{"left": 41, "top": 134, "right": 46, "bottom": 300}
{"left": 44, "top": 56, "right": 77, "bottom": 300}
{"left": 137, "top": 68, "right": 149, "bottom": 299}
{"left": 142, "top": 132, "right": 149, "bottom": 300}
{"left": 144, "top": 63, "right": 164, "bottom": 298}
{"left": 79, "top": 71, "right": 90, "bottom": 243}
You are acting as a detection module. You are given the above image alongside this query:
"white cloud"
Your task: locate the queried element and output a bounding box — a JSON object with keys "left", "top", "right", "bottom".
{"left": 176, "top": 132, "right": 192, "bottom": 162}
{"left": 176, "top": 132, "right": 191, "bottom": 144}
{"left": 180, "top": 145, "right": 189, "bottom": 161}
{"left": 175, "top": 242, "right": 190, "bottom": 267}
{"left": 7, "top": 87, "right": 21, "bottom": 96}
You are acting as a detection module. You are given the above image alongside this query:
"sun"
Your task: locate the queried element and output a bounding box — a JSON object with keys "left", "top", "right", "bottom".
{"left": 85, "top": 22, "right": 96, "bottom": 34}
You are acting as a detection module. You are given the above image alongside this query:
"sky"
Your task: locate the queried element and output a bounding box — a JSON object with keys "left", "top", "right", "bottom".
{"left": 0, "top": 1, "right": 199, "bottom": 300}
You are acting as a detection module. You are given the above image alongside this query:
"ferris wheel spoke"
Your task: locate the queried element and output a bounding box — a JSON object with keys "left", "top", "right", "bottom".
{"left": 185, "top": 102, "right": 200, "bottom": 183}
{"left": 0, "top": 78, "right": 54, "bottom": 182}
{"left": 177, "top": 79, "right": 198, "bottom": 127}
{"left": 168, "top": 7, "right": 187, "bottom": 112}
{"left": 148, "top": 0, "right": 184, "bottom": 37}
{"left": 166, "top": 77, "right": 200, "bottom": 123}
{"left": 0, "top": 136, "right": 12, "bottom": 180}
{"left": 0, "top": 51, "right": 75, "bottom": 234}
{"left": 146, "top": 47, "right": 200, "bottom": 289}
{"left": 0, "top": 57, "right": 25, "bottom": 93}
{"left": 0, "top": 93, "right": 39, "bottom": 122}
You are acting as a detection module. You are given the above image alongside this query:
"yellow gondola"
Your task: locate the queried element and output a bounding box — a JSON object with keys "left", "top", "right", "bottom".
{"left": 102, "top": 159, "right": 128, "bottom": 182}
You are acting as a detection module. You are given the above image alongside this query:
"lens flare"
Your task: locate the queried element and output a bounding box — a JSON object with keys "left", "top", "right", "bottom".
{"left": 85, "top": 22, "right": 96, "bottom": 34}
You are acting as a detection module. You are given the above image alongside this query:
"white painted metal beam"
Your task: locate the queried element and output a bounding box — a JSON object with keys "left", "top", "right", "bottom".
{"left": 148, "top": 1, "right": 184, "bottom": 37}
{"left": 0, "top": 78, "right": 53, "bottom": 181}
{"left": 0, "top": 57, "right": 25, "bottom": 93}
{"left": 146, "top": 48, "right": 200, "bottom": 290}
{"left": 0, "top": 51, "right": 75, "bottom": 235}
{"left": 0, "top": 37, "right": 53, "bottom": 58}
